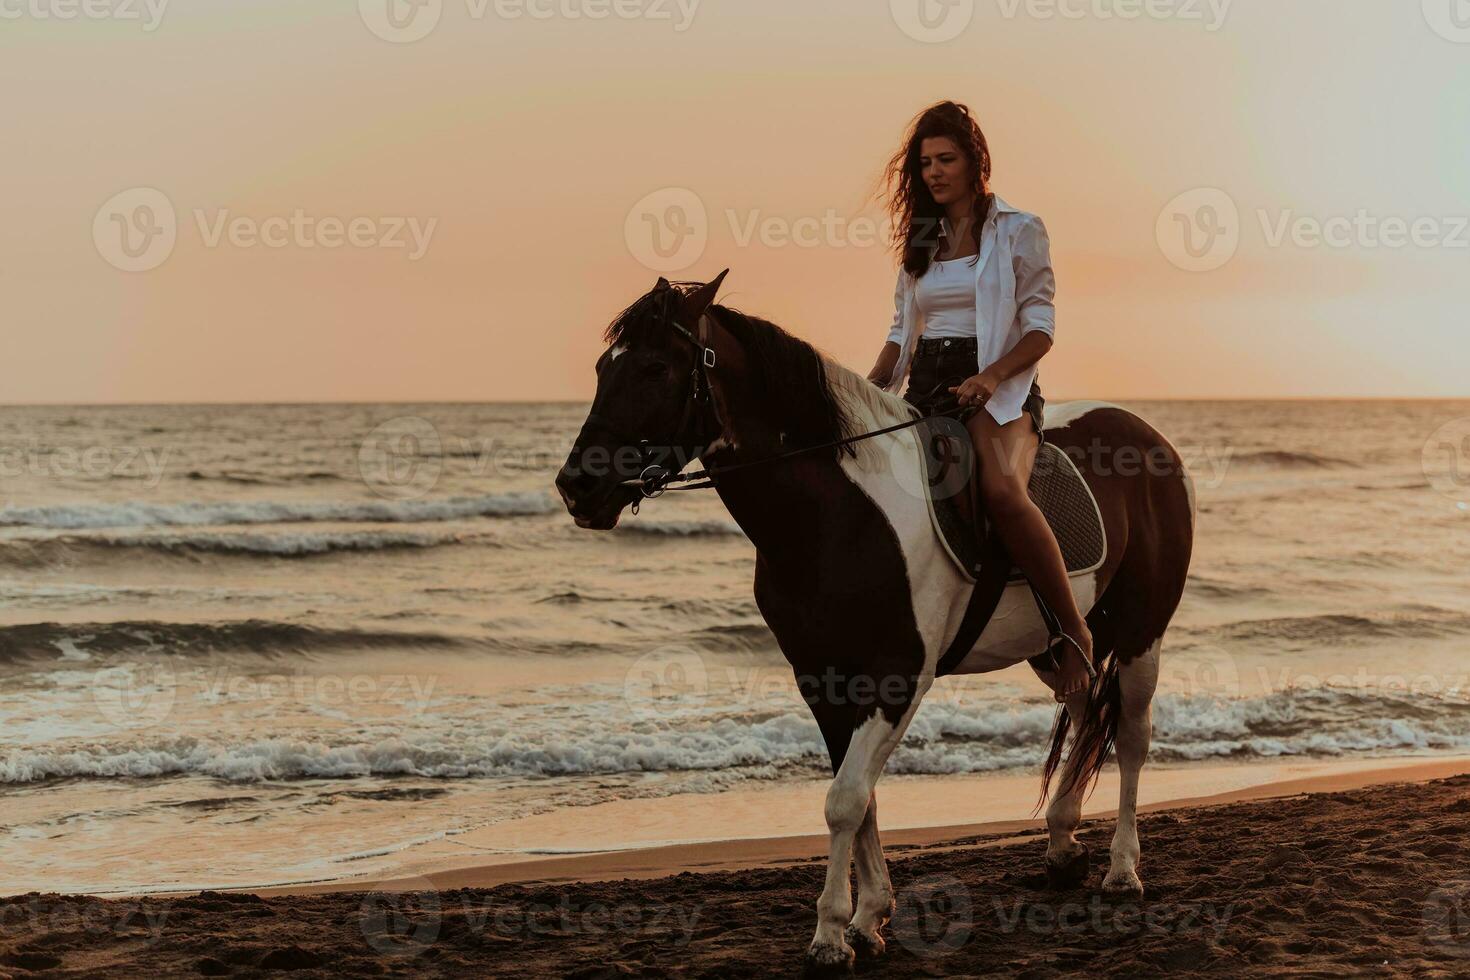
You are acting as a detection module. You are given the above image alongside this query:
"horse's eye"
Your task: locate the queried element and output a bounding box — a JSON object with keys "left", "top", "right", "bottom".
{"left": 643, "top": 361, "right": 669, "bottom": 377}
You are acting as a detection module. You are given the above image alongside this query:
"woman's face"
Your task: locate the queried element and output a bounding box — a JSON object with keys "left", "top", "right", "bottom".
{"left": 918, "top": 136, "right": 972, "bottom": 206}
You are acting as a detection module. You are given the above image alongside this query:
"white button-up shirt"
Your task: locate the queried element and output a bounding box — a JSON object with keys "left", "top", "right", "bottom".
{"left": 882, "top": 194, "right": 1057, "bottom": 427}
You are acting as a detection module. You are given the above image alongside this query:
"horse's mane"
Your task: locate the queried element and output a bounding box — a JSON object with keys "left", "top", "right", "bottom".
{"left": 603, "top": 286, "right": 918, "bottom": 469}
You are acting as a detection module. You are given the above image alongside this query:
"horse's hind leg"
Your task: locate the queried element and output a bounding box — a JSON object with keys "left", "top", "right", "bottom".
{"left": 1101, "top": 636, "right": 1161, "bottom": 897}
{"left": 1041, "top": 690, "right": 1093, "bottom": 887}
{"left": 844, "top": 793, "right": 895, "bottom": 958}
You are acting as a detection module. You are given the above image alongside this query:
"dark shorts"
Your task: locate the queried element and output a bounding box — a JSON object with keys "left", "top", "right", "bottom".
{"left": 901, "top": 336, "right": 1046, "bottom": 447}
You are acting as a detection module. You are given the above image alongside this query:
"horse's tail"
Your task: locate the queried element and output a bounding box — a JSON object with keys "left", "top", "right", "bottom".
{"left": 1037, "top": 628, "right": 1123, "bottom": 809}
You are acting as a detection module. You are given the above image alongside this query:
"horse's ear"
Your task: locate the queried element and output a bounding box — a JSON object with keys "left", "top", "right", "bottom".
{"left": 681, "top": 269, "right": 730, "bottom": 321}
{"left": 654, "top": 277, "right": 672, "bottom": 292}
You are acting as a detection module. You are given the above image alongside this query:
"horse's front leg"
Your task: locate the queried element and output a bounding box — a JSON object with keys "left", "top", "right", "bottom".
{"left": 807, "top": 689, "right": 924, "bottom": 973}
{"left": 844, "top": 792, "right": 895, "bottom": 958}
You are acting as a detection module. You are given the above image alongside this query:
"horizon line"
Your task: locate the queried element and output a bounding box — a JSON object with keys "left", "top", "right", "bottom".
{"left": 2, "top": 395, "right": 1468, "bottom": 409}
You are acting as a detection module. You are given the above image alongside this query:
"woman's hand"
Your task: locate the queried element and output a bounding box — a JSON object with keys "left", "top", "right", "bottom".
{"left": 949, "top": 370, "right": 1002, "bottom": 408}
{"left": 867, "top": 342, "right": 900, "bottom": 387}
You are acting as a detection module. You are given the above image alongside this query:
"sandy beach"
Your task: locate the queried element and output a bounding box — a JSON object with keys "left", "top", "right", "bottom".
{"left": 6, "top": 757, "right": 1470, "bottom": 977}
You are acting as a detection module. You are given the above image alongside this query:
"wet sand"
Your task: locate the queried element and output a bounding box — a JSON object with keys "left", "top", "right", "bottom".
{"left": 6, "top": 758, "right": 1470, "bottom": 976}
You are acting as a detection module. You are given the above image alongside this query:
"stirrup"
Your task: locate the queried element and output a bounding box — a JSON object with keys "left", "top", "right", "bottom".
{"left": 1048, "top": 629, "right": 1097, "bottom": 683}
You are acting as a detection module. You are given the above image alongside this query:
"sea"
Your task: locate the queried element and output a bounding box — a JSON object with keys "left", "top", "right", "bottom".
{"left": 1, "top": 399, "right": 1468, "bottom": 894}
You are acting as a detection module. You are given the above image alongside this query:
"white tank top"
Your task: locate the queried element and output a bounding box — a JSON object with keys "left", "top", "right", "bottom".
{"left": 914, "top": 256, "right": 977, "bottom": 340}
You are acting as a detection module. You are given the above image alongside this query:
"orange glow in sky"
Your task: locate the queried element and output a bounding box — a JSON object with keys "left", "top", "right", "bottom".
{"left": 2, "top": 0, "right": 1467, "bottom": 403}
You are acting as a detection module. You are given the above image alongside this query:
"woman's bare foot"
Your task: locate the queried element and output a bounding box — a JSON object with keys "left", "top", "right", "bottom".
{"left": 1052, "top": 623, "right": 1094, "bottom": 703}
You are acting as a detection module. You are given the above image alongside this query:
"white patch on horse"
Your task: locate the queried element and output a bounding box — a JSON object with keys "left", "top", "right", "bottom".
{"left": 824, "top": 363, "right": 964, "bottom": 679}
{"left": 1041, "top": 399, "right": 1120, "bottom": 432}
{"left": 952, "top": 574, "right": 1100, "bottom": 674}
{"left": 608, "top": 343, "right": 629, "bottom": 361}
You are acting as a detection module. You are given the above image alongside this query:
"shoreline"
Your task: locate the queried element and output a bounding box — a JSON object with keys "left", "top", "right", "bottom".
{"left": 9, "top": 757, "right": 1470, "bottom": 976}
{"left": 236, "top": 754, "right": 1470, "bottom": 899}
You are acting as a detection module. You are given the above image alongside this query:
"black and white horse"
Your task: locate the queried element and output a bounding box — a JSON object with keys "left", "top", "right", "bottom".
{"left": 555, "top": 274, "right": 1196, "bottom": 970}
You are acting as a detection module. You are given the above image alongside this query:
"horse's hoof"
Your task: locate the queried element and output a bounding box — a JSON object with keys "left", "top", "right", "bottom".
{"left": 804, "top": 940, "right": 856, "bottom": 976}
{"left": 844, "top": 923, "right": 886, "bottom": 960}
{"left": 1101, "top": 868, "right": 1144, "bottom": 899}
{"left": 1045, "top": 842, "right": 1091, "bottom": 889}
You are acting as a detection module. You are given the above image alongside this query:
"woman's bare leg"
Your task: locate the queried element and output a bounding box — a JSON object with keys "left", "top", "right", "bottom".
{"left": 966, "top": 409, "right": 1094, "bottom": 700}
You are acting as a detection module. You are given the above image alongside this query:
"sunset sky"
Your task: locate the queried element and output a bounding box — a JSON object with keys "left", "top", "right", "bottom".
{"left": 2, "top": 0, "right": 1467, "bottom": 404}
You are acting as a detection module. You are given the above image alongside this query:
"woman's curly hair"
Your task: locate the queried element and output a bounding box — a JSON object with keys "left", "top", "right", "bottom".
{"left": 884, "top": 100, "right": 994, "bottom": 279}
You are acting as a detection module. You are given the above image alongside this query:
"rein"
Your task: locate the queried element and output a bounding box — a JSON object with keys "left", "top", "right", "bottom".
{"left": 602, "top": 304, "right": 963, "bottom": 507}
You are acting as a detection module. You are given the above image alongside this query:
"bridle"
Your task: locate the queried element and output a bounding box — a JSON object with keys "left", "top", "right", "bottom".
{"left": 582, "top": 291, "right": 956, "bottom": 512}
{"left": 581, "top": 293, "right": 724, "bottom": 512}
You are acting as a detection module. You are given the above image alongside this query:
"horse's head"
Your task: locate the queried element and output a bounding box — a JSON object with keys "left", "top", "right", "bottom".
{"left": 555, "top": 271, "right": 730, "bottom": 530}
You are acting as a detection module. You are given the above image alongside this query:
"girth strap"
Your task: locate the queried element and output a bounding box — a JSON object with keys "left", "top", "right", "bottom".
{"left": 935, "top": 527, "right": 1072, "bottom": 678}
{"left": 935, "top": 531, "right": 1013, "bottom": 677}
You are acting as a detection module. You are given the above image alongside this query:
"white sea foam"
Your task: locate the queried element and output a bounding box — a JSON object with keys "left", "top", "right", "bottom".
{"left": 0, "top": 492, "right": 557, "bottom": 530}
{"left": 93, "top": 529, "right": 474, "bottom": 557}
{"left": 615, "top": 519, "right": 746, "bottom": 537}
{"left": 9, "top": 688, "right": 1470, "bottom": 785}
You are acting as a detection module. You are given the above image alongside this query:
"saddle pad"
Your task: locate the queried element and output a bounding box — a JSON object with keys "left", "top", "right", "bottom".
{"left": 913, "top": 417, "right": 1107, "bottom": 584}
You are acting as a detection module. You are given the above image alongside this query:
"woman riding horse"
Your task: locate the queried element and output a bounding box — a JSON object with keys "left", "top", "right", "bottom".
{"left": 867, "top": 100, "right": 1095, "bottom": 704}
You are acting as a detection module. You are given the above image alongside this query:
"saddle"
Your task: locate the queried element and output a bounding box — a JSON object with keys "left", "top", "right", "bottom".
{"left": 908, "top": 413, "right": 1109, "bottom": 677}
{"left": 913, "top": 415, "right": 1106, "bottom": 584}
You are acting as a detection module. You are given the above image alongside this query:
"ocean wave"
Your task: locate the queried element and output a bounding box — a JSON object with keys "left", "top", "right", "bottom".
{"left": 185, "top": 470, "right": 345, "bottom": 486}
{"left": 0, "top": 714, "right": 827, "bottom": 783}
{"left": 0, "top": 492, "right": 557, "bottom": 530}
{"left": 1230, "top": 450, "right": 1359, "bottom": 470}
{"left": 614, "top": 519, "right": 746, "bottom": 537}
{"left": 1184, "top": 574, "right": 1272, "bottom": 602}
{"left": 92, "top": 529, "right": 479, "bottom": 557}
{"left": 12, "top": 686, "right": 1470, "bottom": 785}
{"left": 1201, "top": 608, "right": 1470, "bottom": 646}
{"left": 0, "top": 619, "right": 467, "bottom": 663}
{"left": 0, "top": 528, "right": 488, "bottom": 567}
